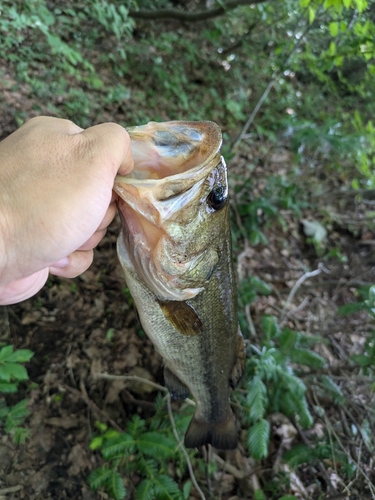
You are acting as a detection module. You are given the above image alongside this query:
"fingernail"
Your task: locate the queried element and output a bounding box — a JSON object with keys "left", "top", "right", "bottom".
{"left": 51, "top": 257, "right": 69, "bottom": 269}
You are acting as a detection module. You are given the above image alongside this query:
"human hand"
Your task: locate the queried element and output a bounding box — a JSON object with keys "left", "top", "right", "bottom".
{"left": 0, "top": 116, "right": 133, "bottom": 305}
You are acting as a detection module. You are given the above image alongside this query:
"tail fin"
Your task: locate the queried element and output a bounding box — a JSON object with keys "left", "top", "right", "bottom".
{"left": 184, "top": 413, "right": 238, "bottom": 450}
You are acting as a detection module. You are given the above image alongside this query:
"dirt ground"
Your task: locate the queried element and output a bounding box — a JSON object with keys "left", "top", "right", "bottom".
{"left": 1, "top": 65, "right": 375, "bottom": 500}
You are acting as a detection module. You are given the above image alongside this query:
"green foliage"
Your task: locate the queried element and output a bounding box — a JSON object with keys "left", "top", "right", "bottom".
{"left": 247, "top": 418, "right": 270, "bottom": 460}
{"left": 88, "top": 400, "right": 195, "bottom": 500}
{"left": 284, "top": 442, "right": 357, "bottom": 477}
{"left": 0, "top": 345, "right": 34, "bottom": 443}
{"left": 238, "top": 316, "right": 323, "bottom": 460}
{"left": 320, "top": 375, "right": 346, "bottom": 404}
{"left": 337, "top": 285, "right": 375, "bottom": 374}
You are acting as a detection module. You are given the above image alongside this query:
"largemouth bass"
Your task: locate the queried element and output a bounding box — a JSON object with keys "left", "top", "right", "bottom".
{"left": 114, "top": 121, "right": 244, "bottom": 450}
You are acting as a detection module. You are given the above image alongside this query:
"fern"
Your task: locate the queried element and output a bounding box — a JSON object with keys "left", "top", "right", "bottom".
{"left": 277, "top": 366, "right": 307, "bottom": 396}
{"left": 261, "top": 315, "right": 280, "bottom": 340}
{"left": 0, "top": 346, "right": 33, "bottom": 444}
{"left": 102, "top": 433, "right": 135, "bottom": 460}
{"left": 246, "top": 375, "right": 267, "bottom": 422}
{"left": 127, "top": 414, "right": 146, "bottom": 438}
{"left": 278, "top": 327, "right": 298, "bottom": 350}
{"left": 288, "top": 348, "right": 326, "bottom": 369}
{"left": 247, "top": 419, "right": 270, "bottom": 460}
{"left": 87, "top": 467, "right": 126, "bottom": 500}
{"left": 137, "top": 432, "right": 176, "bottom": 458}
{"left": 5, "top": 399, "right": 30, "bottom": 432}
{"left": 136, "top": 479, "right": 155, "bottom": 500}
{"left": 283, "top": 444, "right": 313, "bottom": 467}
{"left": 12, "top": 427, "right": 30, "bottom": 445}
{"left": 107, "top": 470, "right": 126, "bottom": 500}
{"left": 153, "top": 475, "right": 182, "bottom": 500}
{"left": 320, "top": 375, "right": 346, "bottom": 405}
{"left": 88, "top": 400, "right": 195, "bottom": 500}
{"left": 279, "top": 392, "right": 313, "bottom": 428}
{"left": 87, "top": 466, "right": 112, "bottom": 490}
{"left": 137, "top": 456, "right": 159, "bottom": 478}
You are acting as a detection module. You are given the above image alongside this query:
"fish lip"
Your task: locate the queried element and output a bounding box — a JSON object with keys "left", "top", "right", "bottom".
{"left": 114, "top": 120, "right": 222, "bottom": 202}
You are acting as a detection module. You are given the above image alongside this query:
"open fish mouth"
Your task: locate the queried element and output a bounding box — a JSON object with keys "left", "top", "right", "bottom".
{"left": 114, "top": 121, "right": 226, "bottom": 301}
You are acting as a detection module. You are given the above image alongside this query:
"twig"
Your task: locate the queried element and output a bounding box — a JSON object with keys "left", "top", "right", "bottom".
{"left": 166, "top": 396, "right": 206, "bottom": 500}
{"left": 212, "top": 453, "right": 245, "bottom": 479}
{"left": 233, "top": 78, "right": 276, "bottom": 149}
{"left": 342, "top": 405, "right": 374, "bottom": 456}
{"left": 245, "top": 304, "right": 257, "bottom": 337}
{"left": 62, "top": 383, "right": 123, "bottom": 432}
{"left": 312, "top": 390, "right": 375, "bottom": 499}
{"left": 280, "top": 264, "right": 326, "bottom": 325}
{"left": 294, "top": 421, "right": 337, "bottom": 494}
{"left": 93, "top": 372, "right": 166, "bottom": 393}
{"left": 232, "top": 6, "right": 320, "bottom": 149}
{"left": 0, "top": 485, "right": 23, "bottom": 495}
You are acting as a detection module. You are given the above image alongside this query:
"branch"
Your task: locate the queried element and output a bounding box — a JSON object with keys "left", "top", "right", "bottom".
{"left": 129, "top": 0, "right": 269, "bottom": 22}
{"left": 280, "top": 263, "right": 328, "bottom": 325}
{"left": 166, "top": 396, "right": 206, "bottom": 500}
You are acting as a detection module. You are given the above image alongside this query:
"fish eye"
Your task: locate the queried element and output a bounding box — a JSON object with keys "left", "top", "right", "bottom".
{"left": 207, "top": 184, "right": 227, "bottom": 210}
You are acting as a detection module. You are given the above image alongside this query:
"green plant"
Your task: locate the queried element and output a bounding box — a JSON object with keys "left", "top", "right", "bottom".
{"left": 88, "top": 395, "right": 196, "bottom": 500}
{"left": 284, "top": 442, "right": 357, "bottom": 478}
{"left": 0, "top": 345, "right": 34, "bottom": 444}
{"left": 237, "top": 316, "right": 326, "bottom": 460}
{"left": 338, "top": 285, "right": 375, "bottom": 375}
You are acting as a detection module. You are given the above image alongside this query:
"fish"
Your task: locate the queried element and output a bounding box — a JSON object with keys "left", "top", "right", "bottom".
{"left": 114, "top": 121, "right": 245, "bottom": 450}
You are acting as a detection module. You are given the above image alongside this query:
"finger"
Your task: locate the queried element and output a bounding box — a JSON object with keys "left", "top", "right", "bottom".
{"left": 111, "top": 190, "right": 118, "bottom": 203}
{"left": 97, "top": 201, "right": 117, "bottom": 231}
{"left": 0, "top": 269, "right": 49, "bottom": 306}
{"left": 22, "top": 116, "right": 84, "bottom": 136}
{"left": 78, "top": 229, "right": 107, "bottom": 251}
{"left": 49, "top": 250, "right": 94, "bottom": 278}
{"left": 79, "top": 123, "right": 134, "bottom": 177}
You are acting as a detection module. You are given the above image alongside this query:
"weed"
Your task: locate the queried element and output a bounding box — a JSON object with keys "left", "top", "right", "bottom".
{"left": 0, "top": 345, "right": 34, "bottom": 444}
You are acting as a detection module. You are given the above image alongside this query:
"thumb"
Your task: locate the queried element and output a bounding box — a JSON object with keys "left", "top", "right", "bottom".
{"left": 0, "top": 270, "right": 49, "bottom": 305}
{"left": 78, "top": 122, "right": 134, "bottom": 177}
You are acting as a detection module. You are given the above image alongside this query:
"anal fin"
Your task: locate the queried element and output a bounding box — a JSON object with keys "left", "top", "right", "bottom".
{"left": 164, "top": 367, "right": 190, "bottom": 400}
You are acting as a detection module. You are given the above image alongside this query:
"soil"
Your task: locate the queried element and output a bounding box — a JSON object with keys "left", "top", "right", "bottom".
{"left": 1, "top": 62, "right": 375, "bottom": 500}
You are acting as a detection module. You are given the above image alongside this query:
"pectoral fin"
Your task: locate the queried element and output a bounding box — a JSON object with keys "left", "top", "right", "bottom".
{"left": 158, "top": 300, "right": 203, "bottom": 336}
{"left": 230, "top": 328, "right": 245, "bottom": 389}
{"left": 164, "top": 367, "right": 190, "bottom": 399}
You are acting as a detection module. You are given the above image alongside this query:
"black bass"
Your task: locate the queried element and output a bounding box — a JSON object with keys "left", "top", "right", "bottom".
{"left": 114, "top": 121, "right": 244, "bottom": 449}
